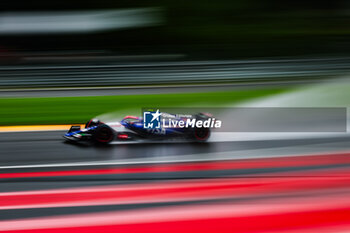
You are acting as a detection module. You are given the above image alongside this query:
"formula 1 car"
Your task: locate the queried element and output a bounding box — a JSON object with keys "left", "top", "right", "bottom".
{"left": 63, "top": 112, "right": 214, "bottom": 145}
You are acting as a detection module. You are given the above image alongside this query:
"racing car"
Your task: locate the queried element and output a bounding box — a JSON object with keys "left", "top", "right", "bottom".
{"left": 63, "top": 112, "right": 213, "bottom": 145}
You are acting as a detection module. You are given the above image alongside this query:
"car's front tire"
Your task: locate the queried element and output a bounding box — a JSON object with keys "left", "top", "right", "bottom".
{"left": 92, "top": 125, "right": 114, "bottom": 145}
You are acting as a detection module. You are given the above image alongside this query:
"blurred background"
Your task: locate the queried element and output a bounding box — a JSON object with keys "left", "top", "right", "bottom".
{"left": 1, "top": 1, "right": 350, "bottom": 232}
{"left": 1, "top": 0, "right": 350, "bottom": 61}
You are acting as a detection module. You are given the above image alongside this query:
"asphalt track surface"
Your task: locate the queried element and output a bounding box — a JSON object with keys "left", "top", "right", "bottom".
{"left": 1, "top": 130, "right": 350, "bottom": 167}
{"left": 1, "top": 130, "right": 350, "bottom": 232}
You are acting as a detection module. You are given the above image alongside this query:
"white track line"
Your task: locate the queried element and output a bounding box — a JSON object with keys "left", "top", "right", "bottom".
{"left": 108, "top": 132, "right": 350, "bottom": 145}
{"left": 1, "top": 145, "right": 349, "bottom": 170}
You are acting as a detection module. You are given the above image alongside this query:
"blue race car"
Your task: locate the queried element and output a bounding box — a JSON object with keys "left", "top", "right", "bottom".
{"left": 64, "top": 112, "right": 213, "bottom": 145}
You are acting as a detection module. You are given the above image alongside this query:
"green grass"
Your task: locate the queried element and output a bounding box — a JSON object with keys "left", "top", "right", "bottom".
{"left": 0, "top": 89, "right": 289, "bottom": 126}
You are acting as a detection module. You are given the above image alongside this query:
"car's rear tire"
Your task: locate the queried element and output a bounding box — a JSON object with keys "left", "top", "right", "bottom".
{"left": 190, "top": 113, "right": 211, "bottom": 142}
{"left": 92, "top": 125, "right": 114, "bottom": 145}
{"left": 192, "top": 127, "right": 210, "bottom": 142}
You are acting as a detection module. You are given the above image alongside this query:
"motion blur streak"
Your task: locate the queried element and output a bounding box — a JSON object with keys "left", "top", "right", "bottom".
{"left": 1, "top": 208, "right": 350, "bottom": 233}
{"left": 1, "top": 172, "right": 349, "bottom": 210}
{"left": 1, "top": 58, "right": 350, "bottom": 88}
{"left": 0, "top": 152, "right": 349, "bottom": 232}
{"left": 0, "top": 9, "right": 161, "bottom": 34}
{"left": 1, "top": 151, "right": 350, "bottom": 179}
